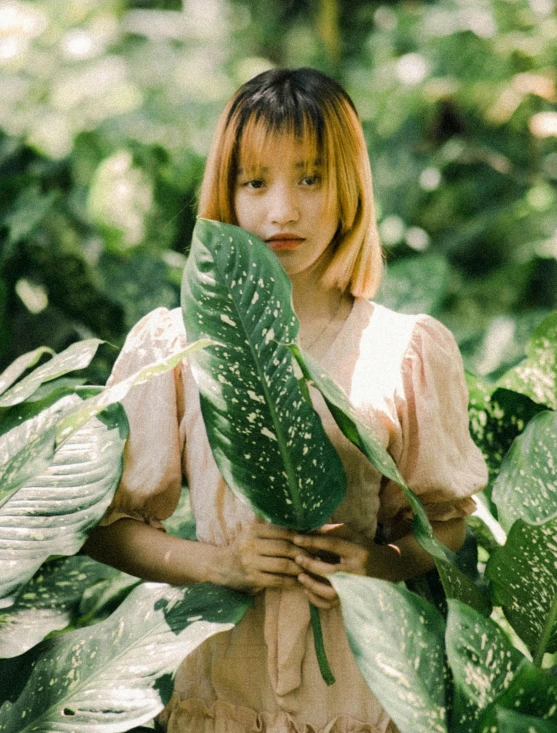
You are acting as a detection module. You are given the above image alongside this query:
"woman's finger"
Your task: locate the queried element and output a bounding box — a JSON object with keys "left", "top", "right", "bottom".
{"left": 295, "top": 553, "right": 339, "bottom": 577}
{"left": 257, "top": 539, "right": 310, "bottom": 559}
{"left": 293, "top": 533, "right": 350, "bottom": 556}
{"left": 258, "top": 556, "right": 303, "bottom": 577}
{"left": 298, "top": 572, "right": 339, "bottom": 606}
{"left": 253, "top": 524, "right": 297, "bottom": 540}
{"left": 302, "top": 589, "right": 339, "bottom": 609}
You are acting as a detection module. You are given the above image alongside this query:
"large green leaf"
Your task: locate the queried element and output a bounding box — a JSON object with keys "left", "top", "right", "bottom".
{"left": 477, "top": 660, "right": 557, "bottom": 732}
{"left": 0, "top": 347, "right": 54, "bottom": 398}
{"left": 497, "top": 312, "right": 557, "bottom": 410}
{"left": 292, "top": 347, "right": 492, "bottom": 614}
{"left": 491, "top": 410, "right": 557, "bottom": 531}
{"left": 0, "top": 582, "right": 252, "bottom": 733}
{"left": 181, "top": 219, "right": 346, "bottom": 532}
{"left": 444, "top": 599, "right": 523, "bottom": 733}
{"left": 0, "top": 339, "right": 104, "bottom": 408}
{"left": 0, "top": 556, "right": 120, "bottom": 658}
{"left": 0, "top": 403, "right": 127, "bottom": 606}
{"left": 331, "top": 573, "right": 448, "bottom": 733}
{"left": 486, "top": 518, "right": 557, "bottom": 662}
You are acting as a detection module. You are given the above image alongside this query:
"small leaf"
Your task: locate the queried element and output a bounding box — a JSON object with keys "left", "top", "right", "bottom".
{"left": 492, "top": 410, "right": 557, "bottom": 530}
{"left": 445, "top": 599, "right": 523, "bottom": 733}
{"left": 0, "top": 582, "right": 252, "bottom": 733}
{"left": 331, "top": 573, "right": 448, "bottom": 733}
{"left": 161, "top": 488, "right": 196, "bottom": 540}
{"left": 0, "top": 339, "right": 104, "bottom": 408}
{"left": 486, "top": 518, "right": 557, "bottom": 660}
{"left": 497, "top": 311, "right": 557, "bottom": 410}
{"left": 0, "top": 347, "right": 54, "bottom": 398}
{"left": 436, "top": 560, "right": 492, "bottom": 617}
{"left": 466, "top": 377, "right": 545, "bottom": 500}
{"left": 77, "top": 569, "right": 140, "bottom": 627}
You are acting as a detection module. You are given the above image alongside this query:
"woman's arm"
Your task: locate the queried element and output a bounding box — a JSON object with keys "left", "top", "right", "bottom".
{"left": 83, "top": 519, "right": 305, "bottom": 594}
{"left": 291, "top": 517, "right": 466, "bottom": 609}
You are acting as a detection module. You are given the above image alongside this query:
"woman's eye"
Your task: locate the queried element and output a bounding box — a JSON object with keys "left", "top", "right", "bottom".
{"left": 245, "top": 179, "right": 264, "bottom": 190}
{"left": 301, "top": 174, "right": 321, "bottom": 186}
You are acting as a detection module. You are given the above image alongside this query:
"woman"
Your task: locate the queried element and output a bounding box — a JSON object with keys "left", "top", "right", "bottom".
{"left": 85, "top": 67, "right": 487, "bottom": 732}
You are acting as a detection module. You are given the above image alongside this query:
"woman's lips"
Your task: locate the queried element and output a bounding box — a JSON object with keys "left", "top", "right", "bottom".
{"left": 265, "top": 236, "right": 305, "bottom": 251}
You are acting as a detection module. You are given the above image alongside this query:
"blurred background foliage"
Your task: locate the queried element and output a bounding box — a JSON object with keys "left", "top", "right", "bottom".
{"left": 0, "top": 0, "right": 556, "bottom": 382}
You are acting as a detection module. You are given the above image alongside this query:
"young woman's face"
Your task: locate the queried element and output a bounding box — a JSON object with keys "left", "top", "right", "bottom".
{"left": 233, "top": 134, "right": 339, "bottom": 279}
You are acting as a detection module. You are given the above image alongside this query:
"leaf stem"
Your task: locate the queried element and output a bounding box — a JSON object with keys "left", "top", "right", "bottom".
{"left": 533, "top": 590, "right": 557, "bottom": 667}
{"left": 310, "top": 603, "right": 335, "bottom": 686}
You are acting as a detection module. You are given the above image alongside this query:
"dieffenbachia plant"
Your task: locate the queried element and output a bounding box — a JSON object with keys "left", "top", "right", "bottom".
{"left": 0, "top": 335, "right": 256, "bottom": 732}
{"left": 181, "top": 218, "right": 483, "bottom": 684}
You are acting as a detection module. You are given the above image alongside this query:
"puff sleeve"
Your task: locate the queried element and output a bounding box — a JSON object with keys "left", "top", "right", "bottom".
{"left": 378, "top": 314, "right": 487, "bottom": 525}
{"left": 100, "top": 307, "right": 187, "bottom": 528}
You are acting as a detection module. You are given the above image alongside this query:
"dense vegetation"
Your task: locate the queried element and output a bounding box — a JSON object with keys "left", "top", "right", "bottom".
{"left": 1, "top": 220, "right": 556, "bottom": 731}
{"left": 1, "top": 0, "right": 557, "bottom": 730}
{"left": 1, "top": 0, "right": 556, "bottom": 380}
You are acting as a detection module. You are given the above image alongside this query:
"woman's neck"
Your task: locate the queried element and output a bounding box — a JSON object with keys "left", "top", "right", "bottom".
{"left": 290, "top": 264, "right": 354, "bottom": 358}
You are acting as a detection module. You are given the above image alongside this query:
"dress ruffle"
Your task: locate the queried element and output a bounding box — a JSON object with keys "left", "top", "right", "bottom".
{"left": 162, "top": 695, "right": 398, "bottom": 733}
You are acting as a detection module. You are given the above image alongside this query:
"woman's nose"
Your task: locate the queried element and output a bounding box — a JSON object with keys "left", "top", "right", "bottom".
{"left": 269, "top": 185, "right": 299, "bottom": 225}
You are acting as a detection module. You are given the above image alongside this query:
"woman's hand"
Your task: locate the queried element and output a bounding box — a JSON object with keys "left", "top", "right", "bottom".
{"left": 292, "top": 525, "right": 374, "bottom": 610}
{"left": 219, "top": 523, "right": 307, "bottom": 595}
{"left": 293, "top": 518, "right": 467, "bottom": 609}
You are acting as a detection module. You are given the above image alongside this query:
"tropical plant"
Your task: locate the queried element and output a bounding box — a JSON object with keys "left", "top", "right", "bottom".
{"left": 331, "top": 314, "right": 557, "bottom": 732}
{"left": 0, "top": 331, "right": 254, "bottom": 731}
{"left": 1, "top": 218, "right": 557, "bottom": 731}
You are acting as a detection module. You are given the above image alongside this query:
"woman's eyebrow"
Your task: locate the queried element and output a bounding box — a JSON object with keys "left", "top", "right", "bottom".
{"left": 236, "top": 159, "right": 322, "bottom": 175}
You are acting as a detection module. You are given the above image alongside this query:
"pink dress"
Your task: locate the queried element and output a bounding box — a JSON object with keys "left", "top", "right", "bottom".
{"left": 102, "top": 298, "right": 487, "bottom": 733}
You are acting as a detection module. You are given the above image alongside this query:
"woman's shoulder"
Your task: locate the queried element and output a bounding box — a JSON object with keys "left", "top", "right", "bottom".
{"left": 362, "top": 300, "right": 456, "bottom": 354}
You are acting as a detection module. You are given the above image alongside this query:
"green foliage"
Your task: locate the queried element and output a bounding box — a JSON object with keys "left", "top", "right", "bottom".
{"left": 0, "top": 333, "right": 255, "bottom": 731}
{"left": 0, "top": 582, "right": 251, "bottom": 733}
{"left": 329, "top": 300, "right": 557, "bottom": 730}
{"left": 1, "top": 0, "right": 557, "bottom": 724}
{"left": 0, "top": 235, "right": 556, "bottom": 730}
{"left": 1, "top": 0, "right": 555, "bottom": 379}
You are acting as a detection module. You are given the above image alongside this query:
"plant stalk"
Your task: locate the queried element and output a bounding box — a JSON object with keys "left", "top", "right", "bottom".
{"left": 310, "top": 602, "right": 335, "bottom": 685}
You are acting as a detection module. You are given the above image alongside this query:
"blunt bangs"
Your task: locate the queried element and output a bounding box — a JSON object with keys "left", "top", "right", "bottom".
{"left": 233, "top": 112, "right": 333, "bottom": 210}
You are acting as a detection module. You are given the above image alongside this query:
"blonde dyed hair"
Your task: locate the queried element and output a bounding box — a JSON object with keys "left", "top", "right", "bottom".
{"left": 198, "top": 68, "right": 382, "bottom": 298}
